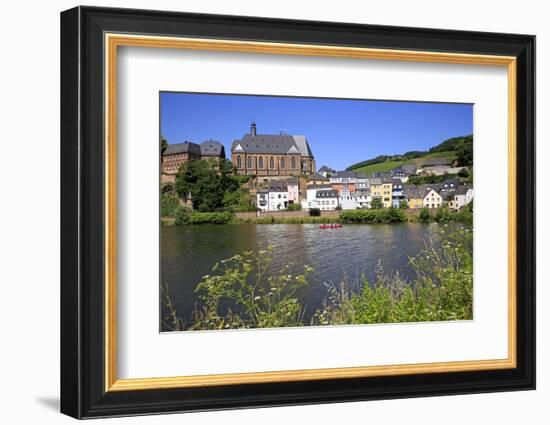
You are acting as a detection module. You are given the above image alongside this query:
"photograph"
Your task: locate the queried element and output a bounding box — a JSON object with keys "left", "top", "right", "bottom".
{"left": 159, "top": 92, "right": 475, "bottom": 332}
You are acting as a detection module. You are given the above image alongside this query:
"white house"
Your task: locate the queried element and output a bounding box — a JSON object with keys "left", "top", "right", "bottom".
{"left": 450, "top": 186, "right": 474, "bottom": 211}
{"left": 339, "top": 194, "right": 357, "bottom": 210}
{"left": 316, "top": 189, "right": 339, "bottom": 211}
{"left": 302, "top": 184, "right": 332, "bottom": 210}
{"left": 256, "top": 183, "right": 290, "bottom": 211}
{"left": 423, "top": 188, "right": 443, "bottom": 209}
{"left": 355, "top": 189, "right": 371, "bottom": 209}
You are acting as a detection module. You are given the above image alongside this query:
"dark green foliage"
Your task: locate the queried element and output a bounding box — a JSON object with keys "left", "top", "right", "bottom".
{"left": 161, "top": 194, "right": 179, "bottom": 217}
{"left": 174, "top": 206, "right": 191, "bottom": 225}
{"left": 370, "top": 198, "right": 383, "bottom": 209}
{"left": 428, "top": 134, "right": 471, "bottom": 152}
{"left": 458, "top": 167, "right": 470, "bottom": 178}
{"left": 399, "top": 200, "right": 408, "bottom": 209}
{"left": 186, "top": 211, "right": 234, "bottom": 225}
{"left": 160, "top": 136, "right": 168, "bottom": 155}
{"left": 408, "top": 174, "right": 457, "bottom": 185}
{"left": 175, "top": 159, "right": 252, "bottom": 213}
{"left": 419, "top": 207, "right": 431, "bottom": 223}
{"left": 340, "top": 208, "right": 406, "bottom": 223}
{"left": 287, "top": 203, "right": 302, "bottom": 211}
{"left": 309, "top": 208, "right": 321, "bottom": 216}
{"left": 433, "top": 207, "right": 453, "bottom": 223}
{"left": 161, "top": 183, "right": 175, "bottom": 195}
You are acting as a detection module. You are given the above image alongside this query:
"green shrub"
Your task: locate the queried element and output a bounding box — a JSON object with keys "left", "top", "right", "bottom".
{"left": 191, "top": 246, "right": 313, "bottom": 330}
{"left": 287, "top": 203, "right": 302, "bottom": 211}
{"left": 419, "top": 207, "right": 431, "bottom": 223}
{"left": 340, "top": 208, "right": 406, "bottom": 224}
{"left": 161, "top": 194, "right": 179, "bottom": 217}
{"left": 174, "top": 206, "right": 191, "bottom": 225}
{"left": 309, "top": 208, "right": 321, "bottom": 216}
{"left": 313, "top": 226, "right": 473, "bottom": 325}
{"left": 187, "top": 211, "right": 234, "bottom": 224}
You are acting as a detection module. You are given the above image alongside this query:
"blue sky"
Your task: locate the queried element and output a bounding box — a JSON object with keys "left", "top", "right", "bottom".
{"left": 160, "top": 92, "right": 473, "bottom": 170}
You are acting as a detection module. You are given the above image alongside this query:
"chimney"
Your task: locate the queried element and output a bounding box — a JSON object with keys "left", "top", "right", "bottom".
{"left": 250, "top": 122, "right": 257, "bottom": 137}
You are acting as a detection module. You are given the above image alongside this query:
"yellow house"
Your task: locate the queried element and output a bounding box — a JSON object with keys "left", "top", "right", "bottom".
{"left": 381, "top": 181, "right": 393, "bottom": 208}
{"left": 370, "top": 178, "right": 393, "bottom": 208}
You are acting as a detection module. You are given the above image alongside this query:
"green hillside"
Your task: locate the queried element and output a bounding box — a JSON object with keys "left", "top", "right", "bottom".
{"left": 352, "top": 151, "right": 458, "bottom": 176}
{"left": 347, "top": 135, "right": 472, "bottom": 175}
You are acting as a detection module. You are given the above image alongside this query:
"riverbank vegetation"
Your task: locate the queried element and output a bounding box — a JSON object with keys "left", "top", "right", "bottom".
{"left": 161, "top": 225, "right": 473, "bottom": 330}
{"left": 166, "top": 205, "right": 473, "bottom": 225}
{"left": 340, "top": 208, "right": 406, "bottom": 223}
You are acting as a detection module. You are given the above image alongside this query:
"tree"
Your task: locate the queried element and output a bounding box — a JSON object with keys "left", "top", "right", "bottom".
{"left": 175, "top": 159, "right": 252, "bottom": 212}
{"left": 160, "top": 136, "right": 168, "bottom": 155}
{"left": 399, "top": 199, "right": 408, "bottom": 209}
{"left": 175, "top": 160, "right": 225, "bottom": 212}
{"left": 370, "top": 198, "right": 383, "bottom": 209}
{"left": 458, "top": 167, "right": 469, "bottom": 178}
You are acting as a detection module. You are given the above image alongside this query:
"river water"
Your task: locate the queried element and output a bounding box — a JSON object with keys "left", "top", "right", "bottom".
{"left": 160, "top": 223, "right": 453, "bottom": 330}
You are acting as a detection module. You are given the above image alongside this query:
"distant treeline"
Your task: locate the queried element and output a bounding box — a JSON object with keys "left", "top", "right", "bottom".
{"left": 346, "top": 135, "right": 473, "bottom": 171}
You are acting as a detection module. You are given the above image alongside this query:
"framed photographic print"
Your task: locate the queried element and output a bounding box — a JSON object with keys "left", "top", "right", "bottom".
{"left": 60, "top": 6, "right": 535, "bottom": 419}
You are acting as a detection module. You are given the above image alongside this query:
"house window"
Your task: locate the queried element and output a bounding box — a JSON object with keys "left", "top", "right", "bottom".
{"left": 270, "top": 156, "right": 274, "bottom": 169}
{"left": 247, "top": 156, "right": 252, "bottom": 169}
{"left": 291, "top": 156, "right": 296, "bottom": 169}
{"left": 280, "top": 157, "right": 285, "bottom": 169}
{"left": 237, "top": 156, "right": 242, "bottom": 168}
{"left": 258, "top": 157, "right": 264, "bottom": 168}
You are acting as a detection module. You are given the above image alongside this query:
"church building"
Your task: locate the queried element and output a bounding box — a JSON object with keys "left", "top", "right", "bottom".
{"left": 231, "top": 123, "right": 316, "bottom": 177}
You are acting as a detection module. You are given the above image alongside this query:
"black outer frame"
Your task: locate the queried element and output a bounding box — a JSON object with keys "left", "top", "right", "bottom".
{"left": 60, "top": 6, "right": 536, "bottom": 419}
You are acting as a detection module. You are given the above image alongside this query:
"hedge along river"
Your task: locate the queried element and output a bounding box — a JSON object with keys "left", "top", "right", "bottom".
{"left": 160, "top": 222, "right": 455, "bottom": 330}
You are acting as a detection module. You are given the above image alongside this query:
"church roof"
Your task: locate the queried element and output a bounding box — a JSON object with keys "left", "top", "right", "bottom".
{"left": 231, "top": 129, "right": 314, "bottom": 157}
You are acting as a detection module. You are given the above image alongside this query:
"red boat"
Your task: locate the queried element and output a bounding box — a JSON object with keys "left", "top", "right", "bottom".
{"left": 319, "top": 223, "right": 343, "bottom": 229}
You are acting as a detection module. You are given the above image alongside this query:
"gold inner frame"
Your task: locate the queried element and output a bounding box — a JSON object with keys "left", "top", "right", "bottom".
{"left": 104, "top": 33, "right": 517, "bottom": 392}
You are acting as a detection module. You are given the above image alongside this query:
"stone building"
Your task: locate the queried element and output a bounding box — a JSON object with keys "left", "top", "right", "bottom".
{"left": 231, "top": 123, "right": 316, "bottom": 177}
{"left": 161, "top": 140, "right": 225, "bottom": 175}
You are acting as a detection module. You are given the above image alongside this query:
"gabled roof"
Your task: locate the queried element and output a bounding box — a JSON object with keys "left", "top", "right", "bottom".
{"left": 404, "top": 184, "right": 442, "bottom": 199}
{"left": 455, "top": 185, "right": 473, "bottom": 195}
{"left": 231, "top": 129, "right": 314, "bottom": 157}
{"left": 318, "top": 165, "right": 336, "bottom": 173}
{"left": 200, "top": 140, "right": 225, "bottom": 157}
{"left": 164, "top": 141, "right": 201, "bottom": 156}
